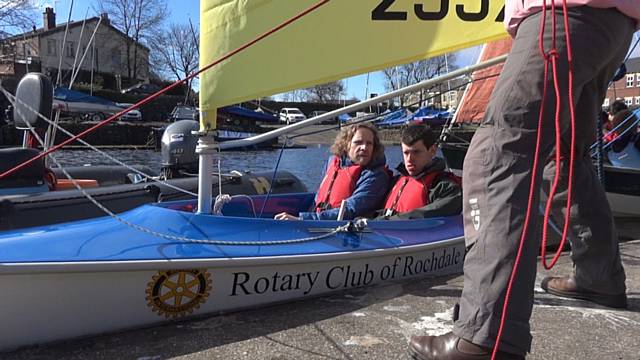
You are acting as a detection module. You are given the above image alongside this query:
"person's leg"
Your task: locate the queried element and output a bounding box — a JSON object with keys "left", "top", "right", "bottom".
{"left": 541, "top": 18, "right": 632, "bottom": 300}
{"left": 451, "top": 7, "right": 635, "bottom": 356}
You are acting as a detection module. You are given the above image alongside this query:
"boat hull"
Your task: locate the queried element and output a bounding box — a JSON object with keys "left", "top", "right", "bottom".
{"left": 0, "top": 238, "right": 464, "bottom": 351}
{"left": 0, "top": 169, "right": 306, "bottom": 231}
{"left": 0, "top": 196, "right": 465, "bottom": 351}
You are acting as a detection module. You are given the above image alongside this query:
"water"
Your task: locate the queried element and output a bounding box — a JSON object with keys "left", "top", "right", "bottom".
{"left": 54, "top": 145, "right": 406, "bottom": 191}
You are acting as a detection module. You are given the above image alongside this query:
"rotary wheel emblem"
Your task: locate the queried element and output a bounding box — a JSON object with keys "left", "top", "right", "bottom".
{"left": 145, "top": 269, "right": 212, "bottom": 318}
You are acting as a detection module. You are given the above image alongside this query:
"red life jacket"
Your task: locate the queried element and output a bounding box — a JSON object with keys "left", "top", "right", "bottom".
{"left": 315, "top": 156, "right": 363, "bottom": 212}
{"left": 383, "top": 171, "right": 444, "bottom": 214}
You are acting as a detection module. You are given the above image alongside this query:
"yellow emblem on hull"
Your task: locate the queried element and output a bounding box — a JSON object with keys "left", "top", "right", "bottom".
{"left": 145, "top": 269, "right": 212, "bottom": 318}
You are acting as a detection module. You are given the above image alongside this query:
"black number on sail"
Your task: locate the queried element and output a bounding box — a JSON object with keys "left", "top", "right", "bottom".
{"left": 415, "top": 0, "right": 448, "bottom": 21}
{"left": 372, "top": 0, "right": 407, "bottom": 20}
{"left": 456, "top": 0, "right": 488, "bottom": 22}
{"left": 495, "top": 4, "right": 505, "bottom": 22}
{"left": 372, "top": 0, "right": 505, "bottom": 23}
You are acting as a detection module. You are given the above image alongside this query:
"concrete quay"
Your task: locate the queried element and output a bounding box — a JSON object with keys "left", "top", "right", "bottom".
{"left": 4, "top": 233, "right": 640, "bottom": 359}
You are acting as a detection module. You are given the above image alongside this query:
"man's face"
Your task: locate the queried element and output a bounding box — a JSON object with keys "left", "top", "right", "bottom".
{"left": 348, "top": 128, "right": 375, "bottom": 167}
{"left": 402, "top": 140, "right": 436, "bottom": 176}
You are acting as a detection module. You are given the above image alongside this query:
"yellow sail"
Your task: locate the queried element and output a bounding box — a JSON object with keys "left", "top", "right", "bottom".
{"left": 199, "top": 0, "right": 508, "bottom": 131}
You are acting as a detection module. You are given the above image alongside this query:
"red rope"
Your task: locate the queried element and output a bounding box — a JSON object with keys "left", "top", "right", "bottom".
{"left": 541, "top": 0, "right": 576, "bottom": 269}
{"left": 0, "top": 0, "right": 330, "bottom": 181}
{"left": 492, "top": 1, "right": 576, "bottom": 358}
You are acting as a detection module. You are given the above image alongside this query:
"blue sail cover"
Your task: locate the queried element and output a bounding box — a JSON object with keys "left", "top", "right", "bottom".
{"left": 376, "top": 109, "right": 408, "bottom": 127}
{"left": 54, "top": 87, "right": 117, "bottom": 107}
{"left": 377, "top": 107, "right": 451, "bottom": 127}
{"left": 219, "top": 105, "right": 279, "bottom": 122}
{"left": 411, "top": 107, "right": 451, "bottom": 126}
{"left": 338, "top": 113, "right": 352, "bottom": 123}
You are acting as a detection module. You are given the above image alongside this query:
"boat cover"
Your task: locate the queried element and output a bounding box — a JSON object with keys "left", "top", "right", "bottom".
{"left": 54, "top": 87, "right": 117, "bottom": 107}
{"left": 219, "top": 106, "right": 279, "bottom": 122}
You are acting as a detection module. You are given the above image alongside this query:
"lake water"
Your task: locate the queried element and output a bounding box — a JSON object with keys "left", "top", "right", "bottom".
{"left": 54, "top": 145, "right": 407, "bottom": 191}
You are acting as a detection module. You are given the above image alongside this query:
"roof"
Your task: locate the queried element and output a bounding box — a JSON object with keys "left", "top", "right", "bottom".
{"left": 4, "top": 16, "right": 149, "bottom": 52}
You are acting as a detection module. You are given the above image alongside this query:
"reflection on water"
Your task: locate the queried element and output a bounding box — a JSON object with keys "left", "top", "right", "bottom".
{"left": 53, "top": 145, "right": 406, "bottom": 190}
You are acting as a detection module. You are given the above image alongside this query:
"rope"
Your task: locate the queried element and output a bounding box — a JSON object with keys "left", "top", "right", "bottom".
{"left": 0, "top": 85, "right": 198, "bottom": 198}
{"left": 9, "top": 86, "right": 358, "bottom": 246}
{"left": 0, "top": 0, "right": 331, "bottom": 181}
{"left": 259, "top": 139, "right": 287, "bottom": 218}
{"left": 595, "top": 112, "right": 605, "bottom": 184}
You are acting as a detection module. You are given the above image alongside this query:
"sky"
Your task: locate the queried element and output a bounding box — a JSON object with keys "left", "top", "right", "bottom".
{"left": 31, "top": 1, "right": 640, "bottom": 101}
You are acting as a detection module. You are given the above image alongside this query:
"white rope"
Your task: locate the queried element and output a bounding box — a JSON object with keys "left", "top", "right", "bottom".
{"left": 4, "top": 83, "right": 360, "bottom": 246}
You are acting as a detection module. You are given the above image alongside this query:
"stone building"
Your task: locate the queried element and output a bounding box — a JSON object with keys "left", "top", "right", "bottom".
{"left": 0, "top": 7, "right": 149, "bottom": 89}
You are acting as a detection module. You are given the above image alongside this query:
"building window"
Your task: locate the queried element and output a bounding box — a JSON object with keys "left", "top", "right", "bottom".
{"left": 47, "top": 39, "right": 57, "bottom": 56}
{"left": 637, "top": 73, "right": 640, "bottom": 87}
{"left": 636, "top": 96, "right": 640, "bottom": 106}
{"left": 66, "top": 41, "right": 75, "bottom": 58}
{"left": 603, "top": 98, "right": 609, "bottom": 107}
{"left": 626, "top": 74, "right": 634, "bottom": 88}
{"left": 624, "top": 97, "right": 632, "bottom": 106}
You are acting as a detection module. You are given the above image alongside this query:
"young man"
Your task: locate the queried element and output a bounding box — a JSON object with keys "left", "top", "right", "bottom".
{"left": 378, "top": 124, "right": 461, "bottom": 220}
{"left": 274, "top": 123, "right": 390, "bottom": 221}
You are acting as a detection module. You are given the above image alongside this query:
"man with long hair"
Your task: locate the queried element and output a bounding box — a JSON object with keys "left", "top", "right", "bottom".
{"left": 275, "top": 123, "right": 390, "bottom": 220}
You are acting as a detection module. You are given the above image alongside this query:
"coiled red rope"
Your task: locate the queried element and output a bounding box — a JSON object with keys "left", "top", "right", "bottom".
{"left": 492, "top": 1, "right": 577, "bottom": 358}
{"left": 0, "top": 0, "right": 330, "bottom": 181}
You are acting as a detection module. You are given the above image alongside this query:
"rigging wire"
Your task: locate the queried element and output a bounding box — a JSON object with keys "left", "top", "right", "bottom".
{"left": 258, "top": 139, "right": 288, "bottom": 218}
{"left": 0, "top": 0, "right": 331, "bottom": 181}
{"left": 0, "top": 85, "right": 198, "bottom": 198}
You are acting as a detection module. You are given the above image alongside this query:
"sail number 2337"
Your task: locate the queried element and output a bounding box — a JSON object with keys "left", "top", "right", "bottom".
{"left": 372, "top": 0, "right": 505, "bottom": 22}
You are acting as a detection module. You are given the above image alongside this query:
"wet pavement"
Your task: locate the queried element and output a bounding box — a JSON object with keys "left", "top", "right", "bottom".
{"left": 4, "top": 237, "right": 640, "bottom": 359}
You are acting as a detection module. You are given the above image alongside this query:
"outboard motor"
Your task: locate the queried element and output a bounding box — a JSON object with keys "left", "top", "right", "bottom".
{"left": 160, "top": 120, "right": 199, "bottom": 179}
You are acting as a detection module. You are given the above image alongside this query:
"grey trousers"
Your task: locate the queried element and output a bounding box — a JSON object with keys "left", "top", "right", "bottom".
{"left": 453, "top": 6, "right": 635, "bottom": 355}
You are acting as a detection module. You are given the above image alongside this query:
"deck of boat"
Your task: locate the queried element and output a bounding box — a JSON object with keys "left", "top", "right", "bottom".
{"left": 4, "top": 225, "right": 639, "bottom": 359}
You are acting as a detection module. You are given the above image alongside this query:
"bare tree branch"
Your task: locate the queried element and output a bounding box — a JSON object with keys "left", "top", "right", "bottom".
{"left": 303, "top": 80, "right": 345, "bottom": 103}
{"left": 382, "top": 54, "right": 458, "bottom": 107}
{"left": 0, "top": 0, "right": 37, "bottom": 37}
{"left": 149, "top": 22, "right": 199, "bottom": 99}
{"left": 98, "top": 0, "right": 167, "bottom": 80}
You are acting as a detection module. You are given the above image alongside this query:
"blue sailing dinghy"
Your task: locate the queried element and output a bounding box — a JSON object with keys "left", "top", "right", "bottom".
{"left": 0, "top": 193, "right": 464, "bottom": 351}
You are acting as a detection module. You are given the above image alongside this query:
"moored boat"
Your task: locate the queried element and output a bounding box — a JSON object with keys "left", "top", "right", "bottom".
{"left": 0, "top": 0, "right": 513, "bottom": 352}
{"left": 0, "top": 193, "right": 464, "bottom": 351}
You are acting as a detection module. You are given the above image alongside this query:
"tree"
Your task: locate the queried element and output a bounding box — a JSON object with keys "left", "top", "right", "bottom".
{"left": 98, "top": 0, "right": 167, "bottom": 80}
{"left": 303, "top": 80, "right": 345, "bottom": 103}
{"left": 149, "top": 22, "right": 199, "bottom": 102}
{"left": 0, "top": 0, "right": 36, "bottom": 36}
{"left": 382, "top": 54, "right": 457, "bottom": 107}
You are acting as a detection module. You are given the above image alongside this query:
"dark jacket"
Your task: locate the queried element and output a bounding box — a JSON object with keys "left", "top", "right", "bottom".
{"left": 300, "top": 153, "right": 390, "bottom": 220}
{"left": 376, "top": 157, "right": 462, "bottom": 220}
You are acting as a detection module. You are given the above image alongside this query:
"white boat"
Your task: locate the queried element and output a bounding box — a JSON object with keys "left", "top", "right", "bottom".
{"left": 53, "top": 87, "right": 126, "bottom": 120}
{"left": 0, "top": 0, "right": 509, "bottom": 351}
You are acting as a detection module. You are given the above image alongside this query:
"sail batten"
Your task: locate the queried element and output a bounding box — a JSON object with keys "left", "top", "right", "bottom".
{"left": 199, "top": 0, "right": 508, "bottom": 131}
